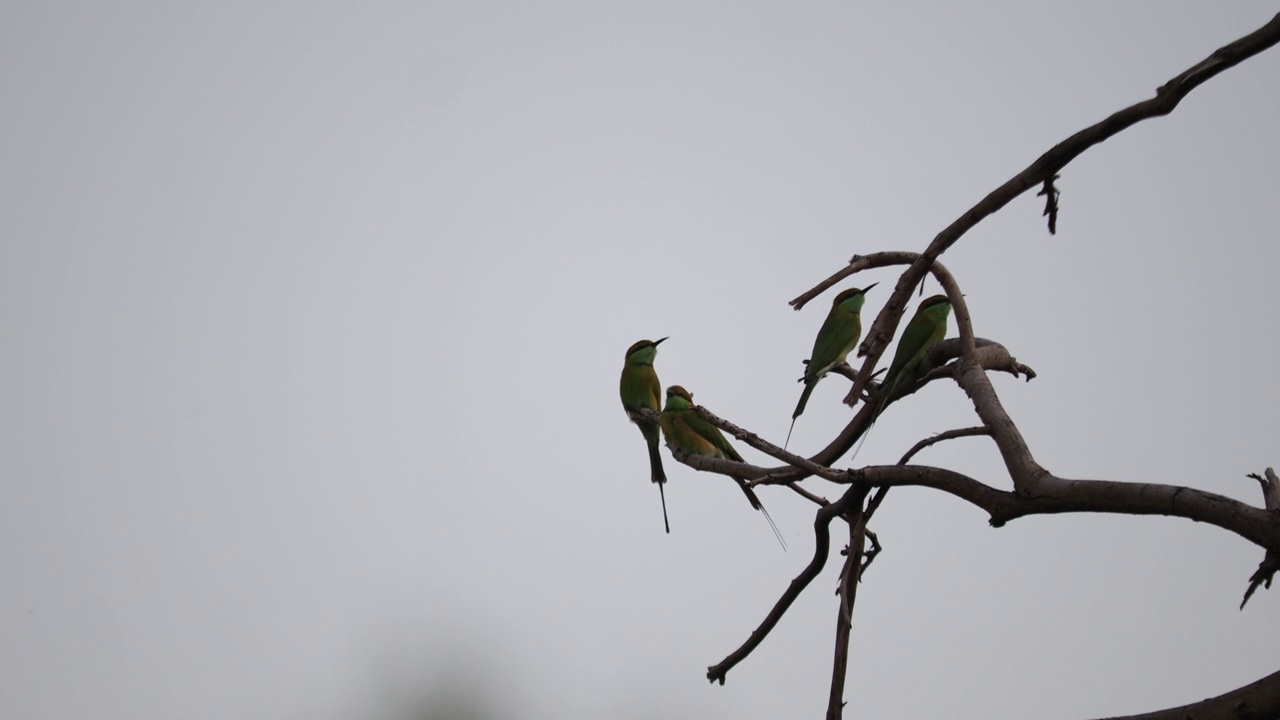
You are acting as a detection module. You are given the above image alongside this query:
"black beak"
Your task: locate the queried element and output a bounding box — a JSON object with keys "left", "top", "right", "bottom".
{"left": 654, "top": 337, "right": 669, "bottom": 346}
{"left": 862, "top": 282, "right": 878, "bottom": 294}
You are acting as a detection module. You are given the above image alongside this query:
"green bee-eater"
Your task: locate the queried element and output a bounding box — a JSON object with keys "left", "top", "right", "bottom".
{"left": 620, "top": 338, "right": 671, "bottom": 533}
{"left": 659, "top": 385, "right": 785, "bottom": 549}
{"left": 787, "top": 284, "right": 876, "bottom": 447}
{"left": 881, "top": 294, "right": 952, "bottom": 398}
{"left": 848, "top": 294, "right": 953, "bottom": 463}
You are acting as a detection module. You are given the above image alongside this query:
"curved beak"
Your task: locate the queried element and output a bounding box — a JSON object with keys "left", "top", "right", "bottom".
{"left": 862, "top": 282, "right": 878, "bottom": 294}
{"left": 654, "top": 336, "right": 669, "bottom": 346}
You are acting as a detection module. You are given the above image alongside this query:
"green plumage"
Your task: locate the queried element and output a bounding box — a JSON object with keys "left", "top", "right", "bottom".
{"left": 846, "top": 294, "right": 954, "bottom": 464}
{"left": 881, "top": 294, "right": 952, "bottom": 397}
{"left": 787, "top": 285, "right": 875, "bottom": 448}
{"left": 660, "top": 386, "right": 785, "bottom": 549}
{"left": 793, "top": 285, "right": 875, "bottom": 419}
{"left": 620, "top": 338, "right": 669, "bottom": 533}
{"left": 660, "top": 386, "right": 748, "bottom": 474}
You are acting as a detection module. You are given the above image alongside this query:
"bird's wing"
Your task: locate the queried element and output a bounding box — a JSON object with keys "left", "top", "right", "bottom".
{"left": 886, "top": 316, "right": 943, "bottom": 388}
{"left": 644, "top": 371, "right": 661, "bottom": 411}
{"left": 807, "top": 310, "right": 860, "bottom": 380}
{"left": 682, "top": 412, "right": 744, "bottom": 462}
{"left": 620, "top": 366, "right": 659, "bottom": 412}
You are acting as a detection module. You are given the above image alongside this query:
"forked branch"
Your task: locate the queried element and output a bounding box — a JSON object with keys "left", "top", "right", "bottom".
{"left": 706, "top": 486, "right": 868, "bottom": 685}
{"left": 792, "top": 12, "right": 1280, "bottom": 418}
{"left": 664, "top": 13, "right": 1280, "bottom": 711}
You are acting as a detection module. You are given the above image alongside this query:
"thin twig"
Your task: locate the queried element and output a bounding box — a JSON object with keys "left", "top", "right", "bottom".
{"left": 707, "top": 486, "right": 868, "bottom": 685}
{"left": 898, "top": 427, "right": 992, "bottom": 465}
{"left": 789, "top": 252, "right": 920, "bottom": 312}
{"left": 787, "top": 481, "right": 831, "bottom": 507}
{"left": 861, "top": 529, "right": 882, "bottom": 574}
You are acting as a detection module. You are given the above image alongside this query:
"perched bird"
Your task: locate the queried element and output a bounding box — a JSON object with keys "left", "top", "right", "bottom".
{"left": 849, "top": 294, "right": 952, "bottom": 463}
{"left": 787, "top": 284, "right": 876, "bottom": 448}
{"left": 659, "top": 385, "right": 786, "bottom": 549}
{"left": 620, "top": 338, "right": 670, "bottom": 533}
{"left": 880, "top": 294, "right": 952, "bottom": 398}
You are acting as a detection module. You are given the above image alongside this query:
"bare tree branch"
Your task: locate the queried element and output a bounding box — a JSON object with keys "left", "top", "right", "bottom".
{"left": 707, "top": 487, "right": 868, "bottom": 685}
{"left": 671, "top": 16, "right": 1280, "bottom": 712}
{"left": 827, "top": 508, "right": 867, "bottom": 720}
{"left": 839, "top": 256, "right": 974, "bottom": 406}
{"left": 796, "top": 12, "right": 1280, "bottom": 429}
{"left": 897, "top": 427, "right": 992, "bottom": 466}
{"left": 688, "top": 405, "right": 850, "bottom": 482}
{"left": 666, "top": 341, "right": 1025, "bottom": 488}
{"left": 1240, "top": 468, "right": 1280, "bottom": 608}
{"left": 788, "top": 252, "right": 920, "bottom": 313}
{"left": 765, "top": 337, "right": 1032, "bottom": 484}
{"left": 1091, "top": 666, "right": 1280, "bottom": 720}
{"left": 1248, "top": 468, "right": 1280, "bottom": 511}
{"left": 861, "top": 528, "right": 882, "bottom": 575}
{"left": 843, "top": 465, "right": 1280, "bottom": 553}
{"left": 786, "top": 481, "right": 832, "bottom": 507}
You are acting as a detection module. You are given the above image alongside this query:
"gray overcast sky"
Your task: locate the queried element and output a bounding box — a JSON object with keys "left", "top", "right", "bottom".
{"left": 2, "top": 3, "right": 1279, "bottom": 719}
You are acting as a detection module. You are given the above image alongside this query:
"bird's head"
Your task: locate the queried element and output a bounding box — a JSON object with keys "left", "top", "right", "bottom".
{"left": 833, "top": 283, "right": 876, "bottom": 311}
{"left": 625, "top": 337, "right": 667, "bottom": 362}
{"left": 917, "top": 295, "right": 951, "bottom": 316}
